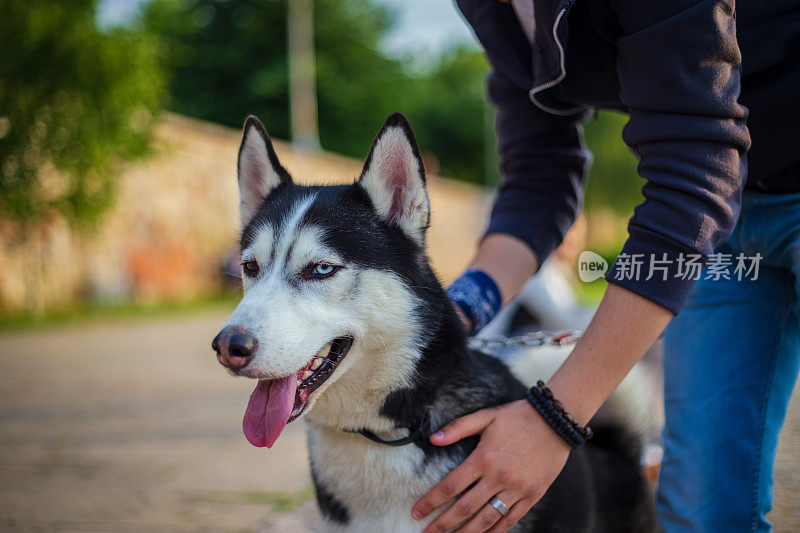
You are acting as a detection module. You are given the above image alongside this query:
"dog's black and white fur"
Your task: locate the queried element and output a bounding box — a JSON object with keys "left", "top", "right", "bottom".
{"left": 216, "top": 113, "right": 657, "bottom": 532}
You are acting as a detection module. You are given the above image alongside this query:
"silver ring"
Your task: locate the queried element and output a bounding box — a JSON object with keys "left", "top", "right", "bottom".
{"left": 489, "top": 496, "right": 509, "bottom": 516}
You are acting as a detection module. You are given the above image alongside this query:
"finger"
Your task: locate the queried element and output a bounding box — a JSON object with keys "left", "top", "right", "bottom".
{"left": 430, "top": 409, "right": 495, "bottom": 446}
{"left": 421, "top": 480, "right": 497, "bottom": 533}
{"left": 457, "top": 490, "right": 520, "bottom": 533}
{"left": 486, "top": 498, "right": 535, "bottom": 533}
{"left": 413, "top": 456, "right": 482, "bottom": 520}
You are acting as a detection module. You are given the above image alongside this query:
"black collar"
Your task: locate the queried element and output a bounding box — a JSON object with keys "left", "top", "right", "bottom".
{"left": 343, "top": 411, "right": 431, "bottom": 447}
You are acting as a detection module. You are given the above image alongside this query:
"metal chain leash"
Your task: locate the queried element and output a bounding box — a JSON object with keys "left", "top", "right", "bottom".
{"left": 468, "top": 330, "right": 583, "bottom": 351}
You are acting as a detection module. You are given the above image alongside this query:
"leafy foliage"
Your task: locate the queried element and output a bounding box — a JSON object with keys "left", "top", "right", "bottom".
{"left": 313, "top": 0, "right": 412, "bottom": 159}
{"left": 0, "top": 0, "right": 166, "bottom": 227}
{"left": 402, "top": 48, "right": 498, "bottom": 186}
{"left": 141, "top": 0, "right": 396, "bottom": 155}
{"left": 583, "top": 111, "right": 643, "bottom": 215}
{"left": 142, "top": 0, "right": 292, "bottom": 136}
{"left": 140, "top": 0, "right": 494, "bottom": 184}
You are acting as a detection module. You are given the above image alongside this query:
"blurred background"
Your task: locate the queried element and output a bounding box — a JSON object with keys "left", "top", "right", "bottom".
{"left": 0, "top": 0, "right": 796, "bottom": 531}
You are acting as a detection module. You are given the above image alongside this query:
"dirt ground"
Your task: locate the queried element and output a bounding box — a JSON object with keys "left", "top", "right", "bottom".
{"left": 0, "top": 311, "right": 798, "bottom": 531}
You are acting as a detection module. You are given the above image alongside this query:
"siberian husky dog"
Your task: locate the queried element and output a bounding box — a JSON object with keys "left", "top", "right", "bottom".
{"left": 212, "top": 113, "right": 657, "bottom": 532}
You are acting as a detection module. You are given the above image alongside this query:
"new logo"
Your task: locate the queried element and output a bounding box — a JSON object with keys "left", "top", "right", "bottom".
{"left": 578, "top": 250, "right": 608, "bottom": 282}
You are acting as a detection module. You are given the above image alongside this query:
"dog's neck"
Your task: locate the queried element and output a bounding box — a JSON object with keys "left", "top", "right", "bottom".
{"left": 376, "top": 295, "right": 469, "bottom": 428}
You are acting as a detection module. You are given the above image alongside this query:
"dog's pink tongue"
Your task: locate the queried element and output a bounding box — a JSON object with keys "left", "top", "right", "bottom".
{"left": 242, "top": 375, "right": 298, "bottom": 448}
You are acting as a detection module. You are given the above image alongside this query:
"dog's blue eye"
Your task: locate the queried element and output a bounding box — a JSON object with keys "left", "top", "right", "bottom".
{"left": 314, "top": 263, "right": 335, "bottom": 276}
{"left": 303, "top": 262, "right": 341, "bottom": 280}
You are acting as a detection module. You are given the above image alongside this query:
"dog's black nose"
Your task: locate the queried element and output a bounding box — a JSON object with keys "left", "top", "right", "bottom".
{"left": 213, "top": 326, "right": 257, "bottom": 370}
{"left": 229, "top": 333, "right": 255, "bottom": 358}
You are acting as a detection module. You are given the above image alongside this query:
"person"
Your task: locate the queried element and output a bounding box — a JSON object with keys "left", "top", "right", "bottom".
{"left": 409, "top": 1, "right": 800, "bottom": 532}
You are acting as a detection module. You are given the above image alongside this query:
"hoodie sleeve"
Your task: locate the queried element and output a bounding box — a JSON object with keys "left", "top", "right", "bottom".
{"left": 605, "top": 0, "right": 750, "bottom": 313}
{"left": 485, "top": 67, "right": 592, "bottom": 269}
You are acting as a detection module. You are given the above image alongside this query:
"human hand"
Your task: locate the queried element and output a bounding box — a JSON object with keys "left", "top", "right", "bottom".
{"left": 412, "top": 400, "right": 571, "bottom": 532}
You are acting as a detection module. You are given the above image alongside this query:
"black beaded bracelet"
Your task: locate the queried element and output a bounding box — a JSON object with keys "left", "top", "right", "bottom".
{"left": 527, "top": 387, "right": 585, "bottom": 447}
{"left": 525, "top": 381, "right": 593, "bottom": 448}
{"left": 539, "top": 380, "right": 594, "bottom": 441}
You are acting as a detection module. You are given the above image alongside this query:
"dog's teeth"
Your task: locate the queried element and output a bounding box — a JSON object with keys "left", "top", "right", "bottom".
{"left": 302, "top": 370, "right": 313, "bottom": 380}
{"left": 317, "top": 343, "right": 333, "bottom": 359}
{"left": 311, "top": 359, "right": 322, "bottom": 370}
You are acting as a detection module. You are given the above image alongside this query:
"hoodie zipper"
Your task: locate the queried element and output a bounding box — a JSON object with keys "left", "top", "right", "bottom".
{"left": 528, "top": 5, "right": 587, "bottom": 116}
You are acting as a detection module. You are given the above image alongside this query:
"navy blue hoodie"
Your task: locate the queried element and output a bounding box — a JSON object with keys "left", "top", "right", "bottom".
{"left": 456, "top": 0, "right": 800, "bottom": 313}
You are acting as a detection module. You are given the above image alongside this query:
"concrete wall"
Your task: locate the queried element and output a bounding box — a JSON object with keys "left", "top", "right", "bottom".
{"left": 0, "top": 114, "right": 491, "bottom": 314}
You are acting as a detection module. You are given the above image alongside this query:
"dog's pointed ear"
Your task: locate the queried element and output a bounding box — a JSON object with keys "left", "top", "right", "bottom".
{"left": 237, "top": 115, "right": 292, "bottom": 225}
{"left": 358, "top": 113, "right": 430, "bottom": 243}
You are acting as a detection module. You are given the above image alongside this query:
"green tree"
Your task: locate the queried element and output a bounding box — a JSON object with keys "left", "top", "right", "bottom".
{"left": 313, "top": 0, "right": 416, "bottom": 158}
{"left": 403, "top": 47, "right": 494, "bottom": 185}
{"left": 583, "top": 111, "right": 643, "bottom": 215}
{"left": 140, "top": 0, "right": 495, "bottom": 184}
{"left": 142, "top": 0, "right": 411, "bottom": 159}
{"left": 142, "top": 0, "right": 291, "bottom": 136}
{"left": 0, "top": 0, "right": 166, "bottom": 227}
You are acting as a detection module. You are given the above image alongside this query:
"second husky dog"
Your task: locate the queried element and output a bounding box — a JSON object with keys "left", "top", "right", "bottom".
{"left": 212, "top": 113, "right": 656, "bottom": 532}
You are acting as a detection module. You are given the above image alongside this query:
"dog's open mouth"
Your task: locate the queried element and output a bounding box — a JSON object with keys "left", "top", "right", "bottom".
{"left": 290, "top": 336, "right": 354, "bottom": 421}
{"left": 242, "top": 336, "right": 353, "bottom": 448}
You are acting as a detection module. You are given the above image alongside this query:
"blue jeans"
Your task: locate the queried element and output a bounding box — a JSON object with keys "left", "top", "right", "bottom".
{"left": 658, "top": 191, "right": 800, "bottom": 532}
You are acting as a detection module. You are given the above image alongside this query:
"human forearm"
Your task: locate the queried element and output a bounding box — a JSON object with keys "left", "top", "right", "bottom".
{"left": 546, "top": 282, "right": 673, "bottom": 425}
{"left": 414, "top": 283, "right": 671, "bottom": 532}
{"left": 470, "top": 233, "right": 539, "bottom": 305}
{"left": 421, "top": 245, "right": 673, "bottom": 533}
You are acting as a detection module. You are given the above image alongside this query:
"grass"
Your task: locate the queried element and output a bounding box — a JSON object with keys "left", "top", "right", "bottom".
{"left": 185, "top": 486, "right": 316, "bottom": 514}
{"left": 0, "top": 289, "right": 241, "bottom": 333}
{"left": 241, "top": 487, "right": 316, "bottom": 513}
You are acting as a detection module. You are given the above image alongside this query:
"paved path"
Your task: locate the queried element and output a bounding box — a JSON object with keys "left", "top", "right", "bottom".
{"left": 0, "top": 312, "right": 317, "bottom": 532}
{"left": 0, "top": 312, "right": 797, "bottom": 531}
